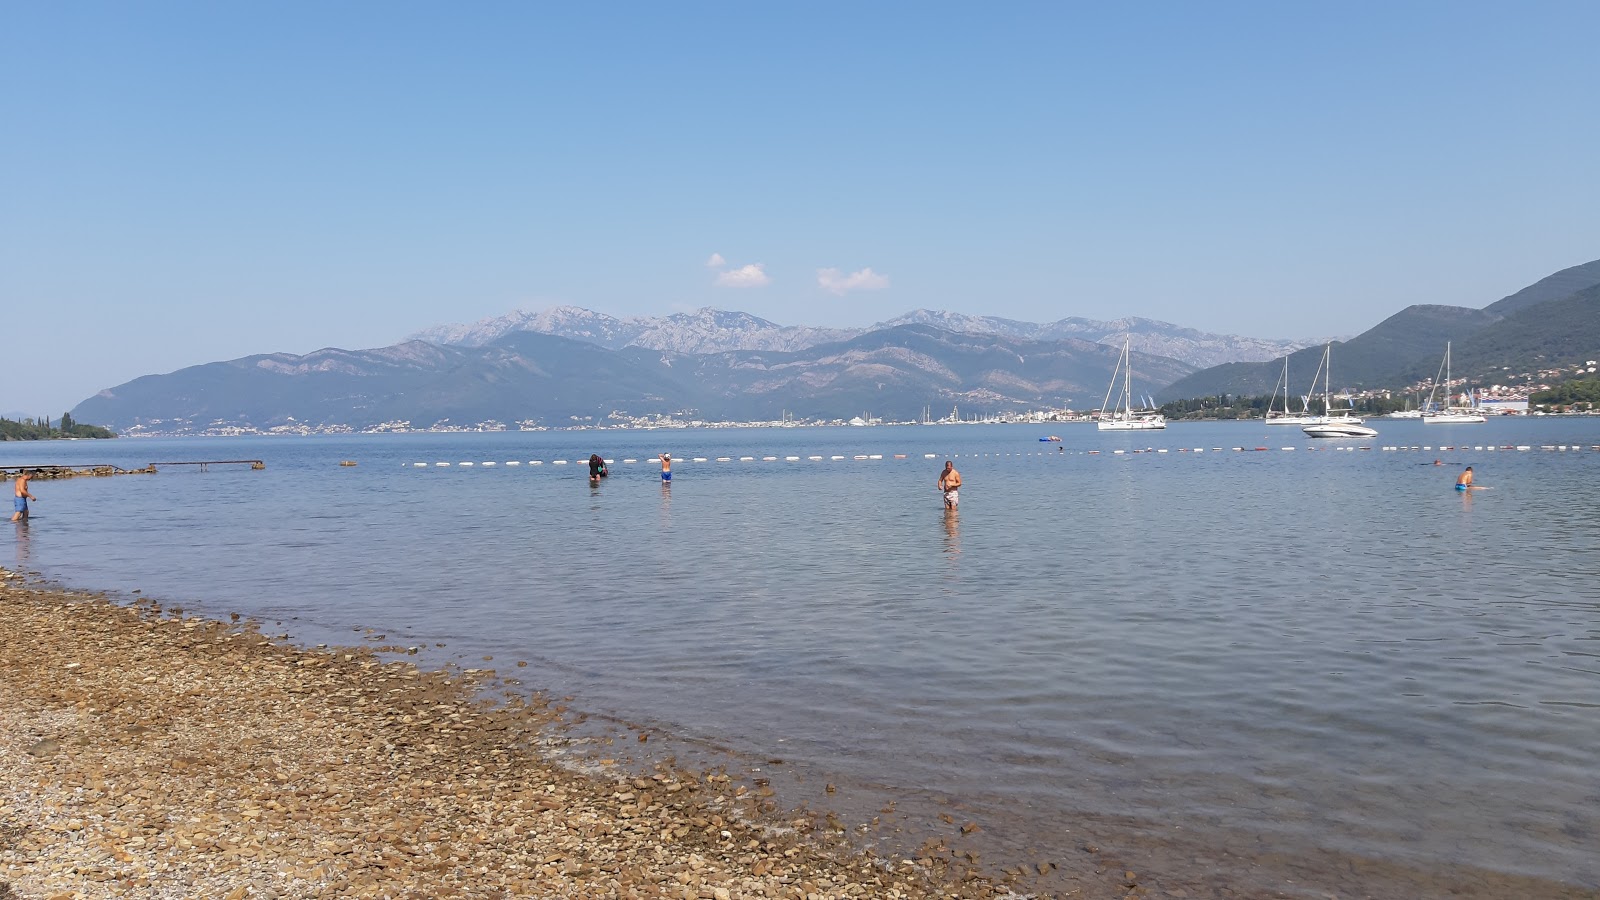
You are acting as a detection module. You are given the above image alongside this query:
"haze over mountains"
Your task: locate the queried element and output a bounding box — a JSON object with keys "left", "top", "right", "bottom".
{"left": 68, "top": 257, "right": 1600, "bottom": 432}
{"left": 409, "top": 308, "right": 1311, "bottom": 370}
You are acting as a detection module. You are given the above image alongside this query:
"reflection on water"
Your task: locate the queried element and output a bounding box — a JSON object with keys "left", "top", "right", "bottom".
{"left": 940, "top": 509, "right": 960, "bottom": 573}
{"left": 11, "top": 520, "right": 29, "bottom": 571}
{"left": 4, "top": 422, "right": 1600, "bottom": 897}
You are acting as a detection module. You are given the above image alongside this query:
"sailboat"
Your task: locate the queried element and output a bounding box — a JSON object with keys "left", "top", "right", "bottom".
{"left": 1422, "top": 342, "right": 1486, "bottom": 424}
{"left": 1265, "top": 353, "right": 1318, "bottom": 425}
{"left": 1302, "top": 343, "right": 1377, "bottom": 438}
{"left": 1097, "top": 336, "right": 1166, "bottom": 431}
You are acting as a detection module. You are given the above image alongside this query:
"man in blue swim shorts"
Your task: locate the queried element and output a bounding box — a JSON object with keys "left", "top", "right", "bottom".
{"left": 11, "top": 470, "right": 36, "bottom": 522}
{"left": 1455, "top": 466, "right": 1473, "bottom": 491}
{"left": 658, "top": 453, "right": 672, "bottom": 482}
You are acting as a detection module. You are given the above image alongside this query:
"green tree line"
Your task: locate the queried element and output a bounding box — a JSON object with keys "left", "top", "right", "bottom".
{"left": 1157, "top": 393, "right": 1422, "bottom": 421}
{"left": 0, "top": 413, "right": 117, "bottom": 441}
{"left": 1531, "top": 377, "right": 1599, "bottom": 410}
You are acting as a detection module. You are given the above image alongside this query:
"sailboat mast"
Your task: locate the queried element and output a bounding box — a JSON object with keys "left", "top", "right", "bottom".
{"left": 1099, "top": 342, "right": 1120, "bottom": 422}
{"left": 1323, "top": 344, "right": 1331, "bottom": 417}
{"left": 1446, "top": 339, "right": 1459, "bottom": 406}
{"left": 1122, "top": 339, "right": 1132, "bottom": 416}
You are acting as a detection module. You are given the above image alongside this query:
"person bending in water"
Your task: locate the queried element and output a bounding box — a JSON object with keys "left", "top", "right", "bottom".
{"left": 588, "top": 454, "right": 608, "bottom": 484}
{"left": 1456, "top": 466, "right": 1474, "bottom": 491}
{"left": 11, "top": 471, "right": 36, "bottom": 522}
{"left": 938, "top": 460, "right": 962, "bottom": 509}
{"left": 658, "top": 453, "right": 672, "bottom": 483}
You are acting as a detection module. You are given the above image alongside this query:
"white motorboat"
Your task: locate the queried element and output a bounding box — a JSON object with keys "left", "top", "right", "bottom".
{"left": 1097, "top": 336, "right": 1166, "bottom": 431}
{"left": 1302, "top": 343, "right": 1377, "bottom": 439}
{"left": 1303, "top": 420, "right": 1378, "bottom": 438}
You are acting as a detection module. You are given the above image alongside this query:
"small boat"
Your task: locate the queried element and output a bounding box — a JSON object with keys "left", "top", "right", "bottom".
{"left": 1039, "top": 435, "right": 1062, "bottom": 442}
{"left": 1303, "top": 343, "right": 1377, "bottom": 439}
{"left": 1303, "top": 420, "right": 1378, "bottom": 438}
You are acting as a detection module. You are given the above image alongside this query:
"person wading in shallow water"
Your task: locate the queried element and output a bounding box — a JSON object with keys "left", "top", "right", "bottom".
{"left": 938, "top": 460, "right": 961, "bottom": 509}
{"left": 11, "top": 471, "right": 36, "bottom": 522}
{"left": 588, "top": 454, "right": 608, "bottom": 484}
{"left": 658, "top": 453, "right": 672, "bottom": 483}
{"left": 1456, "top": 466, "right": 1474, "bottom": 491}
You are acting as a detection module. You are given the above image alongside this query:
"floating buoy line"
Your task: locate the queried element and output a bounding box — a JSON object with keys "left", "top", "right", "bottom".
{"left": 402, "top": 444, "right": 1598, "bottom": 468}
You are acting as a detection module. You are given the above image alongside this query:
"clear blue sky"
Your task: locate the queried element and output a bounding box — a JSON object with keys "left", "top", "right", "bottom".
{"left": 4, "top": 1, "right": 1598, "bottom": 413}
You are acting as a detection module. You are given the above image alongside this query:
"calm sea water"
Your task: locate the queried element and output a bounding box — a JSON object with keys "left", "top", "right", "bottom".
{"left": 6, "top": 421, "right": 1600, "bottom": 897}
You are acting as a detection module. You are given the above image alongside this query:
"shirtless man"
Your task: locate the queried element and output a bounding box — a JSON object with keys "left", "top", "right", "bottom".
{"left": 938, "top": 461, "right": 962, "bottom": 509}
{"left": 11, "top": 471, "right": 36, "bottom": 522}
{"left": 658, "top": 453, "right": 672, "bottom": 483}
{"left": 1456, "top": 466, "right": 1474, "bottom": 491}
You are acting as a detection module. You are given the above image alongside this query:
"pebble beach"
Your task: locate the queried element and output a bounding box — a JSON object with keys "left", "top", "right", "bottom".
{"left": 0, "top": 571, "right": 1095, "bottom": 900}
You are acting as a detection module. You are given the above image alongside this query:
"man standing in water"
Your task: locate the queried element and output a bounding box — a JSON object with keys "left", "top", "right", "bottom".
{"left": 11, "top": 471, "right": 36, "bottom": 522}
{"left": 938, "top": 460, "right": 961, "bottom": 509}
{"left": 658, "top": 453, "right": 672, "bottom": 483}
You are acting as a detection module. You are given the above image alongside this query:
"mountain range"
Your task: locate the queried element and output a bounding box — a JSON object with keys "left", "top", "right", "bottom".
{"left": 69, "top": 257, "right": 1600, "bottom": 432}
{"left": 72, "top": 326, "right": 1196, "bottom": 430}
{"left": 409, "top": 307, "right": 1313, "bottom": 370}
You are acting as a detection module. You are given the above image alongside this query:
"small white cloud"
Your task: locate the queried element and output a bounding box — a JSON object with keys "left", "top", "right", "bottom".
{"left": 705, "top": 252, "right": 726, "bottom": 268}
{"left": 817, "top": 267, "right": 889, "bottom": 296}
{"left": 714, "top": 263, "right": 771, "bottom": 288}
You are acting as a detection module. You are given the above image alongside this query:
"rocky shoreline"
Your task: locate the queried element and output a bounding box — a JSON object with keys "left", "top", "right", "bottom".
{"left": 0, "top": 573, "right": 1077, "bottom": 899}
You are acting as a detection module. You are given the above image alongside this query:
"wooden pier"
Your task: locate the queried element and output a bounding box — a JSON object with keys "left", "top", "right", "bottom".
{"left": 150, "top": 460, "right": 266, "bottom": 471}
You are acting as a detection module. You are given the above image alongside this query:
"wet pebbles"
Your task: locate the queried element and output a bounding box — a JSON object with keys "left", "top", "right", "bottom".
{"left": 0, "top": 575, "right": 1028, "bottom": 899}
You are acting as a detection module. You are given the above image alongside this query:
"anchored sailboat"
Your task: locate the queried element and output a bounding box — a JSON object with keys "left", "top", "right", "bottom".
{"left": 1265, "top": 354, "right": 1318, "bottom": 425}
{"left": 1422, "top": 342, "right": 1486, "bottom": 424}
{"left": 1097, "top": 336, "right": 1166, "bottom": 431}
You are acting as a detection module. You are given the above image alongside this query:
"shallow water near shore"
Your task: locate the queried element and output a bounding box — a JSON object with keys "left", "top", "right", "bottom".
{"left": 7, "top": 420, "right": 1600, "bottom": 896}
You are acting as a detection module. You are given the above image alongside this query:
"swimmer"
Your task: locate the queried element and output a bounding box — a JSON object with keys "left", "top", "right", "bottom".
{"left": 938, "top": 460, "right": 962, "bottom": 509}
{"left": 1456, "top": 466, "right": 1473, "bottom": 491}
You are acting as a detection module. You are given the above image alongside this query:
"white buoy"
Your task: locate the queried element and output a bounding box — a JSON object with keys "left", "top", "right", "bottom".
{"left": 460, "top": 462, "right": 475, "bottom": 467}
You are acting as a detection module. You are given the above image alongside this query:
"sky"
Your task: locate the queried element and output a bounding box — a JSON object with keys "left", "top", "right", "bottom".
{"left": 4, "top": 2, "right": 1599, "bottom": 414}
